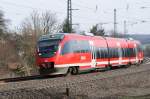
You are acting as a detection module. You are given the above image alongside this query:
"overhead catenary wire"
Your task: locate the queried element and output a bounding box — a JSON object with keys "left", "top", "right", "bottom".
{"left": 0, "top": 2, "right": 146, "bottom": 25}
{"left": 0, "top": 0, "right": 150, "bottom": 34}
{"left": 63, "top": 0, "right": 98, "bottom": 12}
{"left": 0, "top": 0, "right": 65, "bottom": 15}
{"left": 73, "top": 3, "right": 96, "bottom": 11}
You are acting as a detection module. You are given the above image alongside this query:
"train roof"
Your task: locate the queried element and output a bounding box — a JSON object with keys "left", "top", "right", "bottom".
{"left": 38, "top": 33, "right": 65, "bottom": 41}
{"left": 38, "top": 33, "right": 140, "bottom": 43}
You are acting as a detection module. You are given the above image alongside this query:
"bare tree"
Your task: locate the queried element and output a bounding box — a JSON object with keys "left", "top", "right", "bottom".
{"left": 0, "top": 10, "right": 7, "bottom": 36}
{"left": 21, "top": 11, "right": 61, "bottom": 37}
{"left": 18, "top": 11, "right": 61, "bottom": 75}
{"left": 41, "top": 11, "right": 61, "bottom": 34}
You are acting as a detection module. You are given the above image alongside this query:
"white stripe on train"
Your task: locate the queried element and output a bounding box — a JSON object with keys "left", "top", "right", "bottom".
{"left": 55, "top": 59, "right": 143, "bottom": 67}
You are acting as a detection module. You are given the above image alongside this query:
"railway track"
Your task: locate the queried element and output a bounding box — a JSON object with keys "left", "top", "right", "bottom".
{"left": 143, "top": 57, "right": 150, "bottom": 64}
{"left": 0, "top": 57, "right": 149, "bottom": 83}
{"left": 0, "top": 74, "right": 64, "bottom": 83}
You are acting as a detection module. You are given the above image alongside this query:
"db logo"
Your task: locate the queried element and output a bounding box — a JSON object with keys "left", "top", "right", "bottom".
{"left": 81, "top": 56, "right": 86, "bottom": 60}
{"left": 45, "top": 60, "right": 48, "bottom": 62}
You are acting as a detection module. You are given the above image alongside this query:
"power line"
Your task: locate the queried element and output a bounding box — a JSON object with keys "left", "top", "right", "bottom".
{"left": 0, "top": 0, "right": 38, "bottom": 10}
{"left": 73, "top": 15, "right": 100, "bottom": 21}
{"left": 39, "top": 0, "right": 66, "bottom": 9}
{"left": 73, "top": 3, "right": 95, "bottom": 11}
{"left": 0, "top": 0, "right": 65, "bottom": 14}
{"left": 62, "top": 0, "right": 97, "bottom": 12}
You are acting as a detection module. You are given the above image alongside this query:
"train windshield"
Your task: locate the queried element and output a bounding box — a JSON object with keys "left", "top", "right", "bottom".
{"left": 37, "top": 40, "right": 60, "bottom": 58}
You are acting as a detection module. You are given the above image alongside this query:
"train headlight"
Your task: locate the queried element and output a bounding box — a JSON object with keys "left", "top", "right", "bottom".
{"left": 39, "top": 53, "right": 42, "bottom": 56}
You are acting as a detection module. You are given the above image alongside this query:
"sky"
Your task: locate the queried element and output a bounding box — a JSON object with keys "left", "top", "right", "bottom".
{"left": 0, "top": 0, "right": 150, "bottom": 34}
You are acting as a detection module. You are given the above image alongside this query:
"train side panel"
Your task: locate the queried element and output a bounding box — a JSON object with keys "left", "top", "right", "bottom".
{"left": 36, "top": 33, "right": 144, "bottom": 75}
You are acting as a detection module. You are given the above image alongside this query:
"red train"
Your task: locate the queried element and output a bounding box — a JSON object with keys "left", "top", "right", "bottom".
{"left": 36, "top": 33, "right": 144, "bottom": 75}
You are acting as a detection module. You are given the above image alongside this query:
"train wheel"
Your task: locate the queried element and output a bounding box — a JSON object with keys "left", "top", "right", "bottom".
{"left": 66, "top": 67, "right": 72, "bottom": 76}
{"left": 71, "top": 67, "right": 79, "bottom": 75}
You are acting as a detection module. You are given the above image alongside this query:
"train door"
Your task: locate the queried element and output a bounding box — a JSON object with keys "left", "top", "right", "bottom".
{"left": 117, "top": 42, "right": 122, "bottom": 65}
{"left": 134, "top": 44, "right": 138, "bottom": 63}
{"left": 89, "top": 41, "right": 96, "bottom": 68}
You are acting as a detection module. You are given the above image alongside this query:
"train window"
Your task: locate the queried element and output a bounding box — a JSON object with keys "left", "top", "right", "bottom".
{"left": 104, "top": 48, "right": 108, "bottom": 58}
{"left": 99, "top": 48, "right": 101, "bottom": 58}
{"left": 61, "top": 40, "right": 74, "bottom": 55}
{"left": 113, "top": 48, "right": 115, "bottom": 58}
{"left": 115, "top": 48, "right": 119, "bottom": 58}
{"left": 112, "top": 48, "right": 115, "bottom": 58}
{"left": 132, "top": 48, "right": 135, "bottom": 57}
{"left": 128, "top": 48, "right": 131, "bottom": 57}
{"left": 124, "top": 48, "right": 127, "bottom": 57}
{"left": 103, "top": 48, "right": 107, "bottom": 58}
{"left": 81, "top": 41, "right": 90, "bottom": 53}
{"left": 129, "top": 48, "right": 133, "bottom": 57}
{"left": 133, "top": 48, "right": 137, "bottom": 56}
{"left": 101, "top": 48, "right": 104, "bottom": 58}
{"left": 100, "top": 48, "right": 104, "bottom": 58}
{"left": 72, "top": 40, "right": 80, "bottom": 53}
{"left": 123, "top": 48, "right": 125, "bottom": 57}
{"left": 127, "top": 48, "right": 130, "bottom": 57}
{"left": 122, "top": 48, "right": 125, "bottom": 57}
{"left": 133, "top": 48, "right": 136, "bottom": 56}
{"left": 109, "top": 48, "right": 112, "bottom": 58}
{"left": 112, "top": 48, "right": 114, "bottom": 58}
{"left": 115, "top": 48, "right": 118, "bottom": 58}
{"left": 124, "top": 49, "right": 126, "bottom": 57}
{"left": 99, "top": 48, "right": 103, "bottom": 58}
{"left": 103, "top": 48, "right": 106, "bottom": 58}
{"left": 124, "top": 48, "right": 128, "bottom": 57}
{"left": 61, "top": 40, "right": 91, "bottom": 55}
{"left": 109, "top": 48, "right": 119, "bottom": 58}
{"left": 96, "top": 47, "right": 101, "bottom": 59}
{"left": 75, "top": 40, "right": 90, "bottom": 53}
{"left": 128, "top": 48, "right": 136, "bottom": 57}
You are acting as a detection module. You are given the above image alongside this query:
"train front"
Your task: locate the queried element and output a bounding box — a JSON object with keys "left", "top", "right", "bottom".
{"left": 36, "top": 34, "right": 64, "bottom": 75}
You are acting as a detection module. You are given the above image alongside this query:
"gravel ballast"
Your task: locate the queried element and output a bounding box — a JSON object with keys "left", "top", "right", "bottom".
{"left": 0, "top": 63, "right": 150, "bottom": 99}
